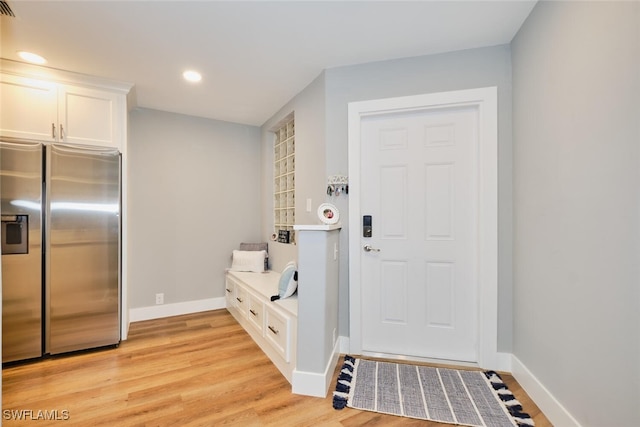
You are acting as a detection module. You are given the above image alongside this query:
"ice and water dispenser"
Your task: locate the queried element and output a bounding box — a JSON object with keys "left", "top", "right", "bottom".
{"left": 1, "top": 214, "right": 29, "bottom": 255}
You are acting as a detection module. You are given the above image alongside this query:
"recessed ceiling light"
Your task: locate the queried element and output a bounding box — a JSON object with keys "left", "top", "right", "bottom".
{"left": 17, "top": 51, "right": 47, "bottom": 65}
{"left": 183, "top": 70, "right": 202, "bottom": 83}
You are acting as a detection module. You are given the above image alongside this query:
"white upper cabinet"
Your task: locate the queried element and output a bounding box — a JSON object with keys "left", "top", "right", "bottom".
{"left": 0, "top": 61, "right": 130, "bottom": 150}
{"left": 57, "top": 84, "right": 123, "bottom": 147}
{"left": 0, "top": 74, "right": 58, "bottom": 142}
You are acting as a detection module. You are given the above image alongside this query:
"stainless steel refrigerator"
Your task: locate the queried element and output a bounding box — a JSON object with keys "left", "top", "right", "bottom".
{"left": 1, "top": 139, "right": 121, "bottom": 363}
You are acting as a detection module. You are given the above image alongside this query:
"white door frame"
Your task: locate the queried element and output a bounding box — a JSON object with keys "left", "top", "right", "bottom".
{"left": 348, "top": 87, "right": 499, "bottom": 369}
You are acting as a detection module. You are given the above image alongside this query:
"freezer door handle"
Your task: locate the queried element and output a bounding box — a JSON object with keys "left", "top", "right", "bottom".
{"left": 52, "top": 142, "right": 119, "bottom": 156}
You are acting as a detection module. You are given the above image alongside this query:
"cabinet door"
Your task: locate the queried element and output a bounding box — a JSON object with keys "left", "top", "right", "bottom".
{"left": 0, "top": 74, "right": 57, "bottom": 141}
{"left": 58, "top": 85, "right": 123, "bottom": 148}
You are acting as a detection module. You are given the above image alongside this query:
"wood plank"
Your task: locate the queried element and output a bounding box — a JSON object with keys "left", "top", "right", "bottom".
{"left": 2, "top": 310, "right": 552, "bottom": 426}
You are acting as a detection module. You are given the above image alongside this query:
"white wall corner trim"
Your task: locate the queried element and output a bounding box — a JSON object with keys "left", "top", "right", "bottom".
{"left": 129, "top": 297, "right": 226, "bottom": 323}
{"left": 511, "top": 355, "right": 582, "bottom": 427}
{"left": 292, "top": 338, "right": 341, "bottom": 397}
{"left": 339, "top": 335, "right": 351, "bottom": 355}
{"left": 494, "top": 352, "right": 512, "bottom": 372}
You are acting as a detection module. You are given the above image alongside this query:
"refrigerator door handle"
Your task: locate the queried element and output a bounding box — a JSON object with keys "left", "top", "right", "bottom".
{"left": 0, "top": 138, "right": 43, "bottom": 148}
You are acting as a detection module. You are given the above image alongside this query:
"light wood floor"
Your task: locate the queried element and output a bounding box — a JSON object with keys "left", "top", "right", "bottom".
{"left": 3, "top": 310, "right": 552, "bottom": 426}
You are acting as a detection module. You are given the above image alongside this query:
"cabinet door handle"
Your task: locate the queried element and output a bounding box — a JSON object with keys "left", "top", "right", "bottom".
{"left": 249, "top": 309, "right": 257, "bottom": 317}
{"left": 268, "top": 325, "right": 279, "bottom": 335}
{"left": 51, "top": 123, "right": 56, "bottom": 139}
{"left": 60, "top": 124, "right": 64, "bottom": 140}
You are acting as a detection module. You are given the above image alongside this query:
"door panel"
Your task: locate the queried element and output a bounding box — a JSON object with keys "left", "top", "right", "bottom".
{"left": 425, "top": 261, "right": 454, "bottom": 327}
{"left": 380, "top": 260, "right": 408, "bottom": 324}
{"left": 425, "top": 163, "right": 454, "bottom": 239}
{"left": 380, "top": 166, "right": 407, "bottom": 238}
{"left": 360, "top": 106, "right": 479, "bottom": 362}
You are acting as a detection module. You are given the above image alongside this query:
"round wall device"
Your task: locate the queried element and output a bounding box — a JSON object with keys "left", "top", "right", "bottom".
{"left": 317, "top": 203, "right": 339, "bottom": 225}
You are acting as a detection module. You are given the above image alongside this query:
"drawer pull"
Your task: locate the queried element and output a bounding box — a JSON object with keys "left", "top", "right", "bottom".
{"left": 249, "top": 309, "right": 257, "bottom": 316}
{"left": 268, "top": 325, "right": 279, "bottom": 335}
{"left": 225, "top": 288, "right": 232, "bottom": 293}
{"left": 236, "top": 297, "right": 243, "bottom": 303}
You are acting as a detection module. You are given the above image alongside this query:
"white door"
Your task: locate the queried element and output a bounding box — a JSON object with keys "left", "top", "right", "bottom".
{"left": 349, "top": 88, "right": 498, "bottom": 366}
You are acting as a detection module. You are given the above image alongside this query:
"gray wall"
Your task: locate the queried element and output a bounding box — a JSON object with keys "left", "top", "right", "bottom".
{"left": 324, "top": 46, "right": 514, "bottom": 350}
{"left": 512, "top": 1, "right": 640, "bottom": 425}
{"left": 260, "top": 72, "right": 327, "bottom": 272}
{"left": 128, "top": 108, "right": 261, "bottom": 307}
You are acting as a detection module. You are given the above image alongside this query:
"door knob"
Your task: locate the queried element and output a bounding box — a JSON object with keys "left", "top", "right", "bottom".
{"left": 363, "top": 244, "right": 380, "bottom": 252}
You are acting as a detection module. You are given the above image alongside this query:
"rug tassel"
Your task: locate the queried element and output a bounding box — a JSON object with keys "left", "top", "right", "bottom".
{"left": 484, "top": 370, "right": 535, "bottom": 426}
{"left": 335, "top": 380, "right": 350, "bottom": 393}
{"left": 514, "top": 416, "right": 536, "bottom": 426}
{"left": 332, "top": 394, "right": 348, "bottom": 409}
{"left": 337, "top": 371, "right": 352, "bottom": 382}
{"left": 501, "top": 398, "right": 523, "bottom": 411}
{"left": 332, "top": 355, "right": 355, "bottom": 410}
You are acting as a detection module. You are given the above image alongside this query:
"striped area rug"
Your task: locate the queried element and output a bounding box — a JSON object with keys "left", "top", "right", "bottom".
{"left": 333, "top": 355, "right": 534, "bottom": 427}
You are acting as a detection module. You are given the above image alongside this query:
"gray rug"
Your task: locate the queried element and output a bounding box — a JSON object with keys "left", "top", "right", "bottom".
{"left": 333, "top": 355, "right": 534, "bottom": 427}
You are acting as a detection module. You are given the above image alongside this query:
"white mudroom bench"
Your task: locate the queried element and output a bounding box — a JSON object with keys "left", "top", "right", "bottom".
{"left": 225, "top": 270, "right": 298, "bottom": 383}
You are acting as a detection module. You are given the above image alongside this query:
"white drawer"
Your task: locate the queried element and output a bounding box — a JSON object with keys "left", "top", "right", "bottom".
{"left": 235, "top": 285, "right": 248, "bottom": 318}
{"left": 247, "top": 294, "right": 264, "bottom": 333}
{"left": 265, "top": 305, "right": 291, "bottom": 362}
{"left": 224, "top": 278, "right": 236, "bottom": 308}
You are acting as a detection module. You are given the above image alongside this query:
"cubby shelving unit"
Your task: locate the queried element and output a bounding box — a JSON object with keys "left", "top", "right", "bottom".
{"left": 274, "top": 117, "right": 295, "bottom": 242}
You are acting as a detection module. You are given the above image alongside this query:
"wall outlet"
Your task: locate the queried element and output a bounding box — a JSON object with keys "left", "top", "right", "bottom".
{"left": 155, "top": 293, "right": 164, "bottom": 305}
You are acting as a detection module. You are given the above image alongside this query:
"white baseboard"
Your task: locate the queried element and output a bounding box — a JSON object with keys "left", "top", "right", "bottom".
{"left": 511, "top": 355, "right": 582, "bottom": 427}
{"left": 129, "top": 297, "right": 226, "bottom": 323}
{"left": 292, "top": 338, "right": 341, "bottom": 397}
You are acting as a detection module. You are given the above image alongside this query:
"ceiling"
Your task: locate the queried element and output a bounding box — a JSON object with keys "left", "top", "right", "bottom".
{"left": 1, "top": 1, "right": 536, "bottom": 127}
